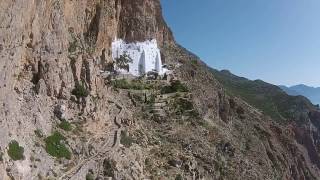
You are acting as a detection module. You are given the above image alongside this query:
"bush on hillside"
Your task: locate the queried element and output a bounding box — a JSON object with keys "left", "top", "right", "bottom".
{"left": 7, "top": 140, "right": 24, "bottom": 161}
{"left": 161, "top": 80, "right": 188, "bottom": 94}
{"left": 72, "top": 83, "right": 89, "bottom": 98}
{"left": 45, "top": 131, "right": 71, "bottom": 159}
{"left": 112, "top": 79, "right": 152, "bottom": 90}
{"left": 120, "top": 131, "right": 134, "bottom": 148}
{"left": 59, "top": 120, "right": 72, "bottom": 131}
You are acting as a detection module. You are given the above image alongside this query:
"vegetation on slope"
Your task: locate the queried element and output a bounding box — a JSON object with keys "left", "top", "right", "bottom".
{"left": 112, "top": 79, "right": 153, "bottom": 90}
{"left": 72, "top": 83, "right": 89, "bottom": 98}
{"left": 120, "top": 131, "right": 134, "bottom": 148}
{"left": 7, "top": 140, "right": 24, "bottom": 161}
{"left": 211, "top": 69, "right": 315, "bottom": 123}
{"left": 45, "top": 131, "right": 71, "bottom": 159}
{"left": 160, "top": 80, "right": 189, "bottom": 94}
{"left": 58, "top": 120, "right": 72, "bottom": 131}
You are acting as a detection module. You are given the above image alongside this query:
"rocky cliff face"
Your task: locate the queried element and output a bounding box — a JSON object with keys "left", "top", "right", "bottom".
{"left": 0, "top": 0, "right": 320, "bottom": 179}
{"left": 0, "top": 0, "right": 173, "bottom": 179}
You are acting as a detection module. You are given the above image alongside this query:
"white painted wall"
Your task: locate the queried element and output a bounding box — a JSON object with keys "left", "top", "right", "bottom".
{"left": 111, "top": 39, "right": 167, "bottom": 76}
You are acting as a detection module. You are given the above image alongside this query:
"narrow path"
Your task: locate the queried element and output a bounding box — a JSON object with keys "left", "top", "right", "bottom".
{"left": 59, "top": 104, "right": 124, "bottom": 179}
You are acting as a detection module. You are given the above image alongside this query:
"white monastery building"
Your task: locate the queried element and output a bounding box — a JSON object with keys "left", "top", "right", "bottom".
{"left": 111, "top": 39, "right": 167, "bottom": 76}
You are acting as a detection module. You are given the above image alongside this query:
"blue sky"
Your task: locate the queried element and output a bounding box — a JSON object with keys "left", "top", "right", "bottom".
{"left": 161, "top": 0, "right": 320, "bottom": 87}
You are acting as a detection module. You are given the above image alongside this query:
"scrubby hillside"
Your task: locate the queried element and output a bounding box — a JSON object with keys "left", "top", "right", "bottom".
{"left": 0, "top": 0, "right": 320, "bottom": 179}
{"left": 211, "top": 69, "right": 315, "bottom": 122}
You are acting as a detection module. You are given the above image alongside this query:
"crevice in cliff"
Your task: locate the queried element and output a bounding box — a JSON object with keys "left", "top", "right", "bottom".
{"left": 100, "top": 48, "right": 107, "bottom": 69}
{"left": 31, "top": 63, "right": 40, "bottom": 85}
{"left": 294, "top": 126, "right": 320, "bottom": 169}
{"left": 84, "top": 4, "right": 101, "bottom": 48}
{"left": 70, "top": 57, "right": 79, "bottom": 86}
{"left": 81, "top": 57, "right": 92, "bottom": 91}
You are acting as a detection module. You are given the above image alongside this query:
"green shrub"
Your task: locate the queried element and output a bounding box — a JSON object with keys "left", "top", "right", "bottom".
{"left": 175, "top": 174, "right": 183, "bottom": 180}
{"left": 0, "top": 152, "right": 3, "bottom": 161}
{"left": 106, "top": 62, "right": 115, "bottom": 72}
{"left": 191, "top": 59, "right": 198, "bottom": 66}
{"left": 188, "top": 109, "right": 200, "bottom": 118}
{"left": 45, "top": 132, "right": 71, "bottom": 159}
{"left": 146, "top": 94, "right": 156, "bottom": 104}
{"left": 145, "top": 158, "right": 152, "bottom": 166}
{"left": 86, "top": 173, "right": 94, "bottom": 180}
{"left": 173, "top": 98, "right": 194, "bottom": 113}
{"left": 59, "top": 120, "right": 72, "bottom": 131}
{"left": 161, "top": 86, "right": 174, "bottom": 94}
{"left": 112, "top": 79, "right": 152, "bottom": 90}
{"left": 103, "top": 159, "right": 116, "bottom": 177}
{"left": 120, "top": 131, "right": 134, "bottom": 148}
{"left": 111, "top": 79, "right": 129, "bottom": 89}
{"left": 170, "top": 97, "right": 200, "bottom": 120}
{"left": 178, "top": 98, "right": 193, "bottom": 111}
{"left": 68, "top": 40, "right": 77, "bottom": 53}
{"left": 7, "top": 140, "right": 24, "bottom": 161}
{"left": 115, "top": 53, "right": 133, "bottom": 72}
{"left": 72, "top": 83, "right": 89, "bottom": 98}
{"left": 34, "top": 129, "right": 44, "bottom": 138}
{"left": 161, "top": 80, "right": 188, "bottom": 94}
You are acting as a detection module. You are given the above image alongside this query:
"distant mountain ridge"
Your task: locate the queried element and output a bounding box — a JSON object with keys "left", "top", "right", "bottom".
{"left": 280, "top": 84, "right": 320, "bottom": 105}
{"left": 211, "top": 69, "right": 315, "bottom": 122}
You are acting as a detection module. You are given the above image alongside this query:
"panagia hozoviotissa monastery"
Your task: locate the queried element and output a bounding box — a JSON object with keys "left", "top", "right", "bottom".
{"left": 112, "top": 39, "right": 168, "bottom": 76}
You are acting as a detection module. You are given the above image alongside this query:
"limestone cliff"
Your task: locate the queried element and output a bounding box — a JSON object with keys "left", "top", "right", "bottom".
{"left": 0, "top": 0, "right": 320, "bottom": 179}
{"left": 0, "top": 0, "right": 173, "bottom": 179}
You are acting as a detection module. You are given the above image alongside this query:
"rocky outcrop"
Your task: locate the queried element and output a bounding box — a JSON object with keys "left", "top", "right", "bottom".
{"left": 117, "top": 0, "right": 174, "bottom": 45}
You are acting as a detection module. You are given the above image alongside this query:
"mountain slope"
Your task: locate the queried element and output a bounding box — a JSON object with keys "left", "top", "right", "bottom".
{"left": 211, "top": 70, "right": 315, "bottom": 122}
{"left": 0, "top": 0, "right": 320, "bottom": 179}
{"left": 211, "top": 69, "right": 320, "bottom": 178}
{"left": 280, "top": 84, "right": 320, "bottom": 105}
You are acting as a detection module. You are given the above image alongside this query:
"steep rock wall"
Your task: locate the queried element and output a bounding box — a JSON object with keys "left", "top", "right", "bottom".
{"left": 0, "top": 0, "right": 173, "bottom": 179}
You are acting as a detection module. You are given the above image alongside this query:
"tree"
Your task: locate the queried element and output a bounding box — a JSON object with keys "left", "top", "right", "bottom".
{"left": 106, "top": 61, "right": 115, "bottom": 72}
{"left": 115, "top": 52, "right": 133, "bottom": 72}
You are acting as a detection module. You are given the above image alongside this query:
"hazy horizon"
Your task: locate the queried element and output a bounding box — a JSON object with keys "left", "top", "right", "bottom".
{"left": 161, "top": 0, "right": 320, "bottom": 87}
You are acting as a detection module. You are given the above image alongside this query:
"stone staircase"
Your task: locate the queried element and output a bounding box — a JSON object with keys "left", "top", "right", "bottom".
{"left": 103, "top": 106, "right": 123, "bottom": 149}
{"left": 146, "top": 93, "right": 171, "bottom": 121}
{"left": 104, "top": 121, "right": 119, "bottom": 148}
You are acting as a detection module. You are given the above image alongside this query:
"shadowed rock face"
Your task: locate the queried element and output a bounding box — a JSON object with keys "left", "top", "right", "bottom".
{"left": 1, "top": 0, "right": 320, "bottom": 179}
{"left": 117, "top": 0, "right": 174, "bottom": 45}
{"left": 309, "top": 111, "right": 320, "bottom": 129}
{"left": 306, "top": 111, "right": 320, "bottom": 167}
